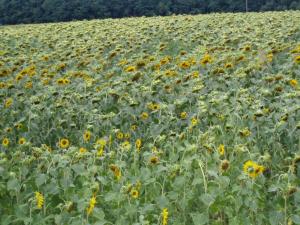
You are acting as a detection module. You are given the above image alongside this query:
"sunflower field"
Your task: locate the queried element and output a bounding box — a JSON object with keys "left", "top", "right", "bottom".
{"left": 0, "top": 11, "right": 300, "bottom": 225}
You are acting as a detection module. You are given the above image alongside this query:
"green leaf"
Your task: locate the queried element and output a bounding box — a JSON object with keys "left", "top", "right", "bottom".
{"left": 190, "top": 212, "right": 209, "bottom": 225}
{"left": 200, "top": 193, "right": 215, "bottom": 206}
{"left": 291, "top": 215, "right": 300, "bottom": 224}
{"left": 35, "top": 174, "right": 47, "bottom": 187}
{"left": 7, "top": 179, "right": 21, "bottom": 192}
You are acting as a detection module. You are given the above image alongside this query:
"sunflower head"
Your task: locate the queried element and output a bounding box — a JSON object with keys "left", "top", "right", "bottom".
{"left": 59, "top": 138, "right": 70, "bottom": 149}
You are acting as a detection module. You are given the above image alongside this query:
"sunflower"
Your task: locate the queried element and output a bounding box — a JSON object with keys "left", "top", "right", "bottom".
{"left": 239, "top": 128, "right": 251, "bottom": 137}
{"left": 294, "top": 55, "right": 300, "bottom": 64}
{"left": 200, "top": 54, "right": 213, "bottom": 65}
{"left": 2, "top": 138, "right": 10, "bottom": 147}
{"left": 150, "top": 155, "right": 159, "bottom": 164}
{"left": 165, "top": 70, "right": 177, "bottom": 77}
{"left": 218, "top": 144, "right": 225, "bottom": 155}
{"left": 56, "top": 78, "right": 65, "bottom": 85}
{"left": 25, "top": 81, "right": 33, "bottom": 89}
{"left": 162, "top": 208, "right": 169, "bottom": 225}
{"left": 18, "top": 138, "right": 26, "bottom": 145}
{"left": 0, "top": 82, "right": 6, "bottom": 89}
{"left": 131, "top": 124, "right": 137, "bottom": 131}
{"left": 125, "top": 66, "right": 136, "bottom": 72}
{"left": 116, "top": 131, "right": 124, "bottom": 140}
{"left": 135, "top": 138, "right": 142, "bottom": 151}
{"left": 35, "top": 192, "right": 44, "bottom": 209}
{"left": 243, "top": 160, "right": 265, "bottom": 178}
{"left": 121, "top": 141, "right": 131, "bottom": 151}
{"left": 220, "top": 160, "right": 230, "bottom": 171}
{"left": 4, "top": 98, "right": 13, "bottom": 108}
{"left": 15, "top": 74, "right": 24, "bottom": 82}
{"left": 225, "top": 63, "right": 233, "bottom": 69}
{"left": 191, "top": 117, "right": 198, "bottom": 126}
{"left": 124, "top": 133, "right": 131, "bottom": 139}
{"left": 179, "top": 61, "right": 191, "bottom": 69}
{"left": 148, "top": 103, "right": 160, "bottom": 111}
{"left": 59, "top": 138, "right": 70, "bottom": 149}
{"left": 79, "top": 147, "right": 87, "bottom": 154}
{"left": 180, "top": 112, "right": 188, "bottom": 119}
{"left": 140, "top": 112, "right": 149, "bottom": 120}
{"left": 192, "top": 71, "right": 199, "bottom": 78}
{"left": 110, "top": 164, "right": 121, "bottom": 180}
{"left": 130, "top": 189, "right": 139, "bottom": 199}
{"left": 244, "top": 45, "right": 251, "bottom": 51}
{"left": 63, "top": 78, "right": 70, "bottom": 85}
{"left": 289, "top": 79, "right": 298, "bottom": 87}
{"left": 83, "top": 130, "right": 91, "bottom": 142}
{"left": 86, "top": 196, "right": 96, "bottom": 215}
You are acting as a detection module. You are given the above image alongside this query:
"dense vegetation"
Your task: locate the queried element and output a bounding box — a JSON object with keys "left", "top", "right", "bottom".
{"left": 0, "top": 0, "right": 300, "bottom": 25}
{"left": 0, "top": 11, "right": 300, "bottom": 225}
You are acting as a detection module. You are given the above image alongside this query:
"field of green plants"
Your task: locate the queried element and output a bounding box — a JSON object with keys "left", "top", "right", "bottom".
{"left": 0, "top": 11, "right": 300, "bottom": 225}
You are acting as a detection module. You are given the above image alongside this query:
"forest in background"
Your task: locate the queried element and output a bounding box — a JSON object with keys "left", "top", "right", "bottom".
{"left": 0, "top": 0, "right": 300, "bottom": 25}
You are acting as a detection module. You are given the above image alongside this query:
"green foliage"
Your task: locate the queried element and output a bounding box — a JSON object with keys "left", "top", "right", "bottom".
{"left": 1, "top": 0, "right": 300, "bottom": 24}
{"left": 0, "top": 11, "right": 300, "bottom": 225}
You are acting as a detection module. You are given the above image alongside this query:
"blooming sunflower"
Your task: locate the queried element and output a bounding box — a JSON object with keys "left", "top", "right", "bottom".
{"left": 18, "top": 138, "right": 26, "bottom": 145}
{"left": 135, "top": 138, "right": 142, "bottom": 151}
{"left": 130, "top": 189, "right": 139, "bottom": 199}
{"left": 59, "top": 138, "right": 70, "bottom": 149}
{"left": 83, "top": 130, "right": 91, "bottom": 142}
{"left": 218, "top": 144, "right": 225, "bottom": 155}
{"left": 140, "top": 112, "right": 149, "bottom": 120}
{"left": 2, "top": 138, "right": 10, "bottom": 147}
{"left": 243, "top": 160, "right": 265, "bottom": 178}
{"left": 200, "top": 54, "right": 213, "bottom": 65}
{"left": 79, "top": 147, "right": 87, "bottom": 154}
{"left": 162, "top": 208, "right": 169, "bottom": 225}
{"left": 289, "top": 79, "right": 298, "bottom": 87}
{"left": 35, "top": 192, "right": 44, "bottom": 209}
{"left": 180, "top": 112, "right": 188, "bottom": 119}
{"left": 150, "top": 155, "right": 159, "bottom": 164}
{"left": 179, "top": 61, "right": 191, "bottom": 69}
{"left": 4, "top": 98, "right": 13, "bottom": 108}
{"left": 294, "top": 55, "right": 300, "bottom": 64}
{"left": 125, "top": 66, "right": 136, "bottom": 72}
{"left": 86, "top": 196, "right": 96, "bottom": 215}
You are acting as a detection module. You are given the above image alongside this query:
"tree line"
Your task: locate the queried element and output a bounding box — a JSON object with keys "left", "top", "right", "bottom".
{"left": 0, "top": 0, "right": 300, "bottom": 25}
